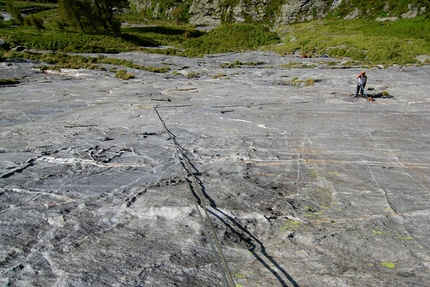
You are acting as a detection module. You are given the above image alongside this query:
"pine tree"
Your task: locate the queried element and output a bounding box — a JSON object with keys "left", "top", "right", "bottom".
{"left": 58, "top": 0, "right": 127, "bottom": 34}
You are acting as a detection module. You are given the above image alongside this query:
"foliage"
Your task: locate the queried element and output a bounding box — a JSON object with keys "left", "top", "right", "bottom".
{"left": 0, "top": 78, "right": 20, "bottom": 85}
{"left": 123, "top": 0, "right": 429, "bottom": 25}
{"left": 329, "top": 0, "right": 430, "bottom": 19}
{"left": 0, "top": 1, "right": 429, "bottom": 65}
{"left": 129, "top": 0, "right": 192, "bottom": 23}
{"left": 121, "top": 25, "right": 203, "bottom": 50}
{"left": 272, "top": 18, "right": 430, "bottom": 65}
{"left": 0, "top": 51, "right": 170, "bottom": 75}
{"left": 172, "top": 7, "right": 185, "bottom": 24}
{"left": 181, "top": 23, "right": 281, "bottom": 57}
{"left": 28, "top": 14, "right": 45, "bottom": 31}
{"left": 6, "top": 3, "right": 24, "bottom": 25}
{"left": 115, "top": 69, "right": 135, "bottom": 80}
{"left": 219, "top": 60, "right": 265, "bottom": 68}
{"left": 0, "top": 28, "right": 136, "bottom": 52}
{"left": 58, "top": 0, "right": 128, "bottom": 34}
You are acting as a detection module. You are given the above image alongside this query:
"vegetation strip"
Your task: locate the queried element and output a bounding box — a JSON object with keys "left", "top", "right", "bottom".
{"left": 1, "top": 1, "right": 429, "bottom": 65}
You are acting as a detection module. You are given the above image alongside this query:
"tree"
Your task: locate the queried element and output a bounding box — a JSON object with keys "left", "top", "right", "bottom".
{"left": 172, "top": 7, "right": 184, "bottom": 25}
{"left": 58, "top": 0, "right": 128, "bottom": 34}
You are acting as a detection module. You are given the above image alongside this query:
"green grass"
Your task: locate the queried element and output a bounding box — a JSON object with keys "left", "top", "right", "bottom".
{"left": 0, "top": 28, "right": 141, "bottom": 53}
{"left": 181, "top": 23, "right": 281, "bottom": 57}
{"left": 271, "top": 18, "right": 430, "bottom": 65}
{"left": 328, "top": 0, "right": 430, "bottom": 19}
{"left": 0, "top": 78, "right": 20, "bottom": 85}
{"left": 115, "top": 69, "right": 135, "bottom": 80}
{"left": 1, "top": 50, "right": 170, "bottom": 77}
{"left": 0, "top": 2, "right": 429, "bottom": 65}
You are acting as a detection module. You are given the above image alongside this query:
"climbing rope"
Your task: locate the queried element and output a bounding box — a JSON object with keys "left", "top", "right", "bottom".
{"left": 153, "top": 107, "right": 235, "bottom": 287}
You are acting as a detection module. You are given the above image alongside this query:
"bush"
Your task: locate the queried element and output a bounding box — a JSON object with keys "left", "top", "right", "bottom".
{"left": 6, "top": 3, "right": 24, "bottom": 26}
{"left": 181, "top": 23, "right": 280, "bottom": 57}
{"left": 29, "top": 15, "right": 45, "bottom": 31}
{"left": 115, "top": 70, "right": 135, "bottom": 80}
{"left": 0, "top": 78, "right": 20, "bottom": 85}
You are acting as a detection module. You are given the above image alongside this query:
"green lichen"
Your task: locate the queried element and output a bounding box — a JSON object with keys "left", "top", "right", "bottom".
{"left": 372, "top": 230, "right": 387, "bottom": 235}
{"left": 382, "top": 261, "right": 396, "bottom": 269}
{"left": 326, "top": 171, "right": 339, "bottom": 175}
{"left": 280, "top": 220, "right": 302, "bottom": 231}
{"left": 309, "top": 169, "right": 318, "bottom": 178}
{"left": 397, "top": 235, "right": 414, "bottom": 240}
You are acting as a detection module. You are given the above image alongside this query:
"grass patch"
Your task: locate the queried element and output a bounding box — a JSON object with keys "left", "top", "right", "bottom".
{"left": 0, "top": 78, "right": 20, "bottom": 85}
{"left": 281, "top": 62, "right": 316, "bottom": 69}
{"left": 185, "top": 71, "right": 200, "bottom": 78}
{"left": 1, "top": 50, "right": 169, "bottom": 76}
{"left": 180, "top": 23, "right": 281, "bottom": 57}
{"left": 212, "top": 73, "right": 227, "bottom": 79}
{"left": 271, "top": 18, "right": 430, "bottom": 65}
{"left": 115, "top": 70, "right": 135, "bottom": 80}
{"left": 0, "top": 27, "right": 137, "bottom": 53}
{"left": 0, "top": 3, "right": 428, "bottom": 65}
{"left": 219, "top": 60, "right": 265, "bottom": 68}
{"left": 289, "top": 77, "right": 316, "bottom": 87}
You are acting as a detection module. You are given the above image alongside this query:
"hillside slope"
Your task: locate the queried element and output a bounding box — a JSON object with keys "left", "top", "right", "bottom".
{"left": 128, "top": 0, "right": 429, "bottom": 26}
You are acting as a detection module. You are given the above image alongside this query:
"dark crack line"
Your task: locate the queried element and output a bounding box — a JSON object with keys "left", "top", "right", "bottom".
{"left": 1, "top": 158, "right": 36, "bottom": 178}
{"left": 154, "top": 107, "right": 300, "bottom": 287}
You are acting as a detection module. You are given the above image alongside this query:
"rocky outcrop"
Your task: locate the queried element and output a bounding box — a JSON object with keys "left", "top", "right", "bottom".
{"left": 275, "top": 0, "right": 328, "bottom": 25}
{"left": 189, "top": 0, "right": 223, "bottom": 26}
{"left": 2, "top": 51, "right": 430, "bottom": 287}
{"left": 128, "top": 0, "right": 428, "bottom": 26}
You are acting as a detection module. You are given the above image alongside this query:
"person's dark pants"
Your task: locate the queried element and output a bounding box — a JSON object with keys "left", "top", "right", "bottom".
{"left": 355, "top": 84, "right": 365, "bottom": 97}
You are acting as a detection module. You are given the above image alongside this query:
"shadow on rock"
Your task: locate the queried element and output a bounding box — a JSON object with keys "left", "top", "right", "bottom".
{"left": 183, "top": 154, "right": 299, "bottom": 287}
{"left": 368, "top": 92, "right": 394, "bottom": 99}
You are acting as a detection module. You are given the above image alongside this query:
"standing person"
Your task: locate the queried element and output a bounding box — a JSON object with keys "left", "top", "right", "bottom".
{"left": 355, "top": 71, "right": 367, "bottom": 97}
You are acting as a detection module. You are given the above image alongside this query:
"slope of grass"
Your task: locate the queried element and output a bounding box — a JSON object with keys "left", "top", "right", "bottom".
{"left": 0, "top": 2, "right": 428, "bottom": 65}
{"left": 270, "top": 18, "right": 430, "bottom": 65}
{"left": 180, "top": 23, "right": 281, "bottom": 57}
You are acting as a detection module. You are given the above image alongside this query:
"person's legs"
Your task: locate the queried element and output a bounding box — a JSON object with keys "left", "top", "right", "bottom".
{"left": 357, "top": 84, "right": 365, "bottom": 96}
{"left": 355, "top": 85, "right": 360, "bottom": 97}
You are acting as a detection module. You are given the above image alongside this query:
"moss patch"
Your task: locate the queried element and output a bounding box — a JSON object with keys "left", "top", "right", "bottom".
{"left": 381, "top": 261, "right": 396, "bottom": 269}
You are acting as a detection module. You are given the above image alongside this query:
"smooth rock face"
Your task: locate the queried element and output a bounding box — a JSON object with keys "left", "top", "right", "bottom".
{"left": 1, "top": 52, "right": 430, "bottom": 287}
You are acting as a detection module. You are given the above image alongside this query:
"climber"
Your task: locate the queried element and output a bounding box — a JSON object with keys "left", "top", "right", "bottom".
{"left": 354, "top": 70, "right": 367, "bottom": 97}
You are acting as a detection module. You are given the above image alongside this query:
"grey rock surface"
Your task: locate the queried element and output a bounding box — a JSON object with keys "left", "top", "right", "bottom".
{"left": 1, "top": 51, "right": 430, "bottom": 286}
{"left": 127, "top": 0, "right": 428, "bottom": 26}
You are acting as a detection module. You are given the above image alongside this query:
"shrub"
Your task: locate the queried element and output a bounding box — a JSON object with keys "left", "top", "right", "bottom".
{"left": 212, "top": 73, "right": 227, "bottom": 79}
{"left": 186, "top": 71, "right": 200, "bottom": 78}
{"left": 0, "top": 78, "right": 20, "bottom": 85}
{"left": 29, "top": 15, "right": 45, "bottom": 31}
{"left": 115, "top": 70, "right": 135, "bottom": 80}
{"left": 6, "top": 3, "right": 24, "bottom": 26}
{"left": 181, "top": 23, "right": 280, "bottom": 57}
